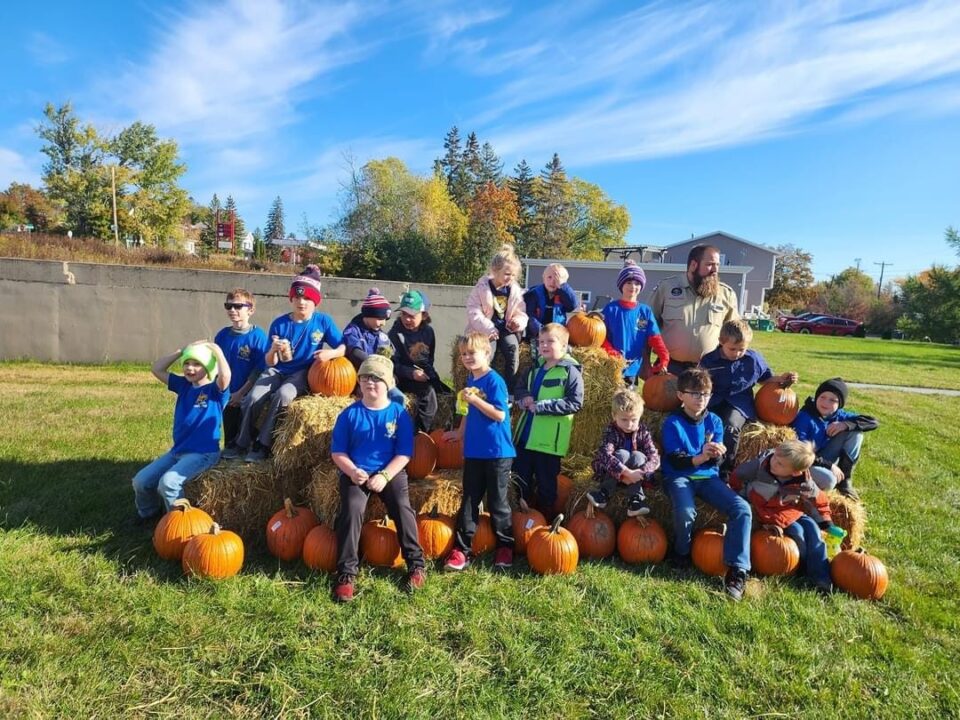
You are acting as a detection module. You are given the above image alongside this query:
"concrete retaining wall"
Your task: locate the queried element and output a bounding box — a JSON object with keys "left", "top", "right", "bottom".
{"left": 0, "top": 258, "right": 471, "bottom": 368}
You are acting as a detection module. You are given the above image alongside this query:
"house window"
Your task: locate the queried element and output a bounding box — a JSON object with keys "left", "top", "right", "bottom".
{"left": 578, "top": 290, "right": 591, "bottom": 308}
{"left": 719, "top": 253, "right": 727, "bottom": 266}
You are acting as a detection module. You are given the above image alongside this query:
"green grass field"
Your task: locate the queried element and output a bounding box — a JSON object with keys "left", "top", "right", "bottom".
{"left": 1, "top": 336, "right": 959, "bottom": 718}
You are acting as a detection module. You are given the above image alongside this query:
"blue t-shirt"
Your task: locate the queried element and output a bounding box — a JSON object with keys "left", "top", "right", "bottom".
{"left": 660, "top": 409, "right": 724, "bottom": 481}
{"left": 268, "top": 312, "right": 344, "bottom": 374}
{"left": 792, "top": 405, "right": 860, "bottom": 452}
{"left": 214, "top": 325, "right": 270, "bottom": 394}
{"left": 463, "top": 369, "right": 516, "bottom": 460}
{"left": 700, "top": 347, "right": 773, "bottom": 419}
{"left": 331, "top": 401, "right": 415, "bottom": 474}
{"left": 169, "top": 374, "right": 229, "bottom": 455}
{"left": 602, "top": 301, "right": 661, "bottom": 378}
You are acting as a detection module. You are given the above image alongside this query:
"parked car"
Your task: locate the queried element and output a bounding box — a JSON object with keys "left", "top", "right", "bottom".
{"left": 783, "top": 315, "right": 865, "bottom": 336}
{"left": 776, "top": 311, "right": 818, "bottom": 331}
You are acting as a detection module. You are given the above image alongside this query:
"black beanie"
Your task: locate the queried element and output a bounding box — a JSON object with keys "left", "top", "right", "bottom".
{"left": 815, "top": 377, "right": 848, "bottom": 408}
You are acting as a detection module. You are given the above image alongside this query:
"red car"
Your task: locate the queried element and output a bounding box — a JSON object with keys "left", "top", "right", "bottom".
{"left": 776, "top": 311, "right": 818, "bottom": 331}
{"left": 783, "top": 315, "right": 864, "bottom": 336}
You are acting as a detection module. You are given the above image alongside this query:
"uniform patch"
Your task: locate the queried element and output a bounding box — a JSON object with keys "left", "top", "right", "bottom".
{"left": 311, "top": 330, "right": 323, "bottom": 345}
{"left": 671, "top": 287, "right": 683, "bottom": 297}
{"left": 238, "top": 345, "right": 251, "bottom": 359}
{"left": 195, "top": 393, "right": 209, "bottom": 409}
{"left": 385, "top": 420, "right": 397, "bottom": 438}
{"left": 636, "top": 318, "right": 648, "bottom": 330}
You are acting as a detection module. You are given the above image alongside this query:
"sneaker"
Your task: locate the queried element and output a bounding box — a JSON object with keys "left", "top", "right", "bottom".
{"left": 443, "top": 547, "right": 470, "bottom": 572}
{"left": 403, "top": 567, "right": 426, "bottom": 593}
{"left": 493, "top": 547, "right": 513, "bottom": 570}
{"left": 221, "top": 444, "right": 243, "bottom": 461}
{"left": 667, "top": 551, "right": 691, "bottom": 570}
{"left": 814, "top": 579, "right": 834, "bottom": 595}
{"left": 332, "top": 574, "right": 355, "bottom": 603}
{"left": 244, "top": 442, "right": 268, "bottom": 463}
{"left": 724, "top": 567, "right": 748, "bottom": 602}
{"left": 586, "top": 488, "right": 610, "bottom": 509}
{"left": 626, "top": 495, "right": 650, "bottom": 517}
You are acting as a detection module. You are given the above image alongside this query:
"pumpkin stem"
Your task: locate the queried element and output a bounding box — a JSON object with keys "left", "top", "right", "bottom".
{"left": 172, "top": 499, "right": 192, "bottom": 511}
{"left": 550, "top": 514, "right": 564, "bottom": 533}
{"left": 519, "top": 497, "right": 530, "bottom": 513}
{"left": 429, "top": 504, "right": 440, "bottom": 518}
{"left": 585, "top": 503, "right": 595, "bottom": 519}
{"left": 284, "top": 497, "right": 295, "bottom": 518}
{"left": 382, "top": 514, "right": 391, "bottom": 527}
{"left": 635, "top": 515, "right": 649, "bottom": 528}
{"left": 211, "top": 522, "right": 221, "bottom": 535}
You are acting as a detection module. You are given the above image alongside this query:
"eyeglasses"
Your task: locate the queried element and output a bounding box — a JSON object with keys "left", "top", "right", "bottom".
{"left": 224, "top": 302, "right": 251, "bottom": 310}
{"left": 682, "top": 391, "right": 712, "bottom": 399}
{"left": 358, "top": 374, "right": 384, "bottom": 383}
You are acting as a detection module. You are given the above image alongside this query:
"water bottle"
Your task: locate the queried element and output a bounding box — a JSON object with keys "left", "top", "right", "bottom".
{"left": 823, "top": 525, "right": 847, "bottom": 560}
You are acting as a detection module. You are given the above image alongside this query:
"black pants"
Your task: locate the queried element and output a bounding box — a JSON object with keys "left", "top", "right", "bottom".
{"left": 713, "top": 401, "right": 747, "bottom": 476}
{"left": 512, "top": 448, "right": 561, "bottom": 509}
{"left": 494, "top": 333, "right": 521, "bottom": 393}
{"left": 597, "top": 450, "right": 649, "bottom": 501}
{"left": 455, "top": 457, "right": 514, "bottom": 552}
{"left": 397, "top": 378, "right": 438, "bottom": 432}
{"left": 335, "top": 470, "right": 424, "bottom": 577}
{"left": 222, "top": 404, "right": 242, "bottom": 447}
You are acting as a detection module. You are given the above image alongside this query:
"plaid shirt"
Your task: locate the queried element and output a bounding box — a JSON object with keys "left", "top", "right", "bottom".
{"left": 591, "top": 422, "right": 660, "bottom": 483}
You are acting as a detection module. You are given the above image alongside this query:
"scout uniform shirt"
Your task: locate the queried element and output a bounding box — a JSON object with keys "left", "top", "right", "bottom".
{"left": 650, "top": 275, "right": 739, "bottom": 364}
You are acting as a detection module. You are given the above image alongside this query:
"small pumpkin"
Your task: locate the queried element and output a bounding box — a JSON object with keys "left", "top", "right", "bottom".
{"left": 750, "top": 527, "right": 800, "bottom": 576}
{"left": 616, "top": 516, "right": 668, "bottom": 564}
{"left": 430, "top": 429, "right": 464, "bottom": 470}
{"left": 471, "top": 511, "right": 496, "bottom": 556}
{"left": 308, "top": 356, "right": 358, "bottom": 397}
{"left": 755, "top": 383, "right": 799, "bottom": 426}
{"left": 642, "top": 373, "right": 681, "bottom": 413}
{"left": 567, "top": 311, "right": 607, "bottom": 348}
{"left": 512, "top": 501, "right": 547, "bottom": 556}
{"left": 302, "top": 522, "right": 338, "bottom": 573}
{"left": 527, "top": 514, "right": 579, "bottom": 575}
{"left": 568, "top": 504, "right": 617, "bottom": 560}
{"left": 360, "top": 515, "right": 404, "bottom": 568}
{"left": 831, "top": 548, "right": 889, "bottom": 600}
{"left": 266, "top": 498, "right": 318, "bottom": 562}
{"left": 417, "top": 506, "right": 455, "bottom": 560}
{"left": 153, "top": 499, "right": 214, "bottom": 561}
{"left": 182, "top": 523, "right": 244, "bottom": 579}
{"left": 691, "top": 526, "right": 727, "bottom": 577}
{"left": 407, "top": 431, "right": 438, "bottom": 480}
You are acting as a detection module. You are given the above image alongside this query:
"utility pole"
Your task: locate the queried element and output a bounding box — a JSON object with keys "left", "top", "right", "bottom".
{"left": 854, "top": 258, "right": 862, "bottom": 271}
{"left": 874, "top": 261, "right": 892, "bottom": 299}
{"left": 111, "top": 165, "right": 119, "bottom": 246}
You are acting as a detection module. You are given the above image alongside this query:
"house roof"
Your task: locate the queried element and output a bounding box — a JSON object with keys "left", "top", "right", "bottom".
{"left": 663, "top": 231, "right": 778, "bottom": 256}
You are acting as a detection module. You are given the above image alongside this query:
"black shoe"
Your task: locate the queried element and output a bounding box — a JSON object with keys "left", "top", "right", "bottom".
{"left": 244, "top": 441, "right": 269, "bottom": 463}
{"left": 667, "top": 551, "right": 691, "bottom": 570}
{"left": 724, "top": 567, "right": 748, "bottom": 602}
{"left": 221, "top": 444, "right": 244, "bottom": 460}
{"left": 835, "top": 479, "right": 860, "bottom": 501}
{"left": 626, "top": 495, "right": 650, "bottom": 517}
{"left": 132, "top": 510, "right": 163, "bottom": 528}
{"left": 586, "top": 488, "right": 610, "bottom": 509}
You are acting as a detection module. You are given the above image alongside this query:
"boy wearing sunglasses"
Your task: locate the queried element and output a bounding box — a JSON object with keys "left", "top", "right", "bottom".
{"left": 214, "top": 289, "right": 270, "bottom": 456}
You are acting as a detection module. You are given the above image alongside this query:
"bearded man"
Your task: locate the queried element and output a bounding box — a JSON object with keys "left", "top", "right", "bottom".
{"left": 650, "top": 244, "right": 740, "bottom": 374}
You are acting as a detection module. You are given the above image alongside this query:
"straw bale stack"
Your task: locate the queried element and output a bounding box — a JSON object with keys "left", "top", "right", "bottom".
{"left": 272, "top": 395, "right": 355, "bottom": 475}
{"left": 827, "top": 492, "right": 867, "bottom": 549}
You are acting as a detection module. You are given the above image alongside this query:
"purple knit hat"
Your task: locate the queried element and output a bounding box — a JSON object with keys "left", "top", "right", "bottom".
{"left": 289, "top": 265, "right": 323, "bottom": 305}
{"left": 361, "top": 287, "right": 392, "bottom": 319}
{"left": 617, "top": 259, "right": 646, "bottom": 292}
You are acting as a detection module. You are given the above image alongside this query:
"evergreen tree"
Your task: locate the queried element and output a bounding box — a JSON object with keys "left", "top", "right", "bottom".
{"left": 436, "top": 126, "right": 471, "bottom": 209}
{"left": 264, "top": 196, "right": 285, "bottom": 243}
{"left": 252, "top": 227, "right": 265, "bottom": 261}
{"left": 224, "top": 195, "right": 246, "bottom": 252}
{"left": 463, "top": 131, "right": 482, "bottom": 197}
{"left": 478, "top": 142, "right": 503, "bottom": 187}
{"left": 508, "top": 159, "right": 537, "bottom": 256}
{"left": 200, "top": 193, "right": 221, "bottom": 252}
{"left": 533, "top": 154, "right": 574, "bottom": 258}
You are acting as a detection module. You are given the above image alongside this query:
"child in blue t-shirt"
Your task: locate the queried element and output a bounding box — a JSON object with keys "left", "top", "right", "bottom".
{"left": 214, "top": 288, "right": 269, "bottom": 455}
{"left": 132, "top": 341, "right": 231, "bottom": 524}
{"left": 601, "top": 260, "right": 670, "bottom": 385}
{"left": 443, "top": 332, "right": 516, "bottom": 572}
{"left": 330, "top": 354, "right": 426, "bottom": 603}
{"left": 699, "top": 319, "right": 798, "bottom": 478}
{"left": 230, "top": 265, "right": 345, "bottom": 462}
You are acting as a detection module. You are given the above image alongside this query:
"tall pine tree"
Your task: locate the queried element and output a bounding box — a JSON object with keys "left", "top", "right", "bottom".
{"left": 478, "top": 142, "right": 503, "bottom": 186}
{"left": 224, "top": 195, "right": 246, "bottom": 252}
{"left": 200, "top": 193, "right": 221, "bottom": 252}
{"left": 508, "top": 160, "right": 537, "bottom": 257}
{"left": 264, "top": 196, "right": 285, "bottom": 242}
{"left": 436, "top": 126, "right": 471, "bottom": 209}
{"left": 534, "top": 154, "right": 575, "bottom": 259}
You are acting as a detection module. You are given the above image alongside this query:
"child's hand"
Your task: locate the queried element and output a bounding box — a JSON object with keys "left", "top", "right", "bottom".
{"left": 366, "top": 472, "right": 387, "bottom": 493}
{"left": 314, "top": 348, "right": 338, "bottom": 362}
{"left": 507, "top": 317, "right": 524, "bottom": 333}
{"left": 831, "top": 463, "right": 845, "bottom": 483}
{"left": 351, "top": 468, "right": 369, "bottom": 486}
{"left": 762, "top": 524, "right": 784, "bottom": 536}
{"left": 622, "top": 468, "right": 644, "bottom": 484}
{"left": 826, "top": 421, "right": 848, "bottom": 437}
{"left": 783, "top": 372, "right": 799, "bottom": 386}
{"left": 412, "top": 368, "right": 429, "bottom": 382}
{"left": 520, "top": 396, "right": 536, "bottom": 413}
{"left": 489, "top": 331, "right": 499, "bottom": 341}
{"left": 704, "top": 442, "right": 725, "bottom": 459}
{"left": 270, "top": 335, "right": 286, "bottom": 352}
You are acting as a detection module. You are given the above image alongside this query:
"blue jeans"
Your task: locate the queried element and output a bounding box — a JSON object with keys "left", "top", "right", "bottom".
{"left": 664, "top": 475, "right": 752, "bottom": 571}
{"left": 810, "top": 430, "right": 863, "bottom": 490}
{"left": 784, "top": 515, "right": 831, "bottom": 585}
{"left": 132, "top": 449, "right": 220, "bottom": 517}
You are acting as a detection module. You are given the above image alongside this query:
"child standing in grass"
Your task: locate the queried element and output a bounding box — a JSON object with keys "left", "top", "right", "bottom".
{"left": 443, "top": 332, "right": 516, "bottom": 571}
{"left": 330, "top": 355, "right": 426, "bottom": 602}
{"left": 586, "top": 388, "right": 660, "bottom": 518}
{"left": 661, "top": 368, "right": 752, "bottom": 601}
{"left": 132, "top": 341, "right": 231, "bottom": 524}
{"left": 523, "top": 263, "right": 579, "bottom": 341}
{"left": 214, "top": 289, "right": 269, "bottom": 456}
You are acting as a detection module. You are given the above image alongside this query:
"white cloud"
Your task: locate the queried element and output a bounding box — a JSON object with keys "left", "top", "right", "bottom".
{"left": 26, "top": 32, "right": 70, "bottom": 66}
{"left": 0, "top": 147, "right": 39, "bottom": 188}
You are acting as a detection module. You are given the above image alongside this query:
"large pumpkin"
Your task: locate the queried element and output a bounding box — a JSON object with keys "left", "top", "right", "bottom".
{"left": 568, "top": 504, "right": 617, "bottom": 560}
{"left": 512, "top": 502, "right": 547, "bottom": 556}
{"left": 182, "top": 523, "right": 244, "bottom": 579}
{"left": 302, "top": 523, "right": 337, "bottom": 573}
{"left": 567, "top": 311, "right": 607, "bottom": 348}
{"left": 471, "top": 510, "right": 495, "bottom": 556}
{"left": 755, "top": 383, "right": 800, "bottom": 426}
{"left": 153, "top": 499, "right": 214, "bottom": 560}
{"left": 360, "top": 515, "right": 404, "bottom": 568}
{"left": 407, "top": 431, "right": 438, "bottom": 480}
{"left": 429, "top": 429, "right": 463, "bottom": 470}
{"left": 642, "top": 373, "right": 681, "bottom": 413}
{"left": 417, "top": 506, "right": 455, "bottom": 560}
{"left": 616, "top": 516, "right": 668, "bottom": 564}
{"left": 691, "top": 526, "right": 727, "bottom": 577}
{"left": 266, "top": 498, "right": 318, "bottom": 562}
{"left": 831, "top": 548, "right": 889, "bottom": 600}
{"left": 308, "top": 356, "right": 358, "bottom": 397}
{"left": 750, "top": 528, "right": 800, "bottom": 576}
{"left": 527, "top": 515, "right": 579, "bottom": 575}
{"left": 551, "top": 474, "right": 573, "bottom": 516}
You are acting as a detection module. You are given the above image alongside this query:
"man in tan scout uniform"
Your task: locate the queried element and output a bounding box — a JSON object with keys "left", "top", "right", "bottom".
{"left": 650, "top": 244, "right": 739, "bottom": 374}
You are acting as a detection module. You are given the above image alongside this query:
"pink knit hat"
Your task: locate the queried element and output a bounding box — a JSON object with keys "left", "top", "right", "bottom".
{"left": 289, "top": 265, "right": 323, "bottom": 305}
{"left": 361, "top": 287, "right": 392, "bottom": 319}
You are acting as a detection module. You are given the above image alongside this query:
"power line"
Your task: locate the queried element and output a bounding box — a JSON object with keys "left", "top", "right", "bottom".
{"left": 874, "top": 261, "right": 893, "bottom": 299}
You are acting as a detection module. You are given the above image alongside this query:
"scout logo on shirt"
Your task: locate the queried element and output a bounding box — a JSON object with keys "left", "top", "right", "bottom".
{"left": 238, "top": 345, "right": 251, "bottom": 359}
{"left": 311, "top": 330, "right": 323, "bottom": 345}
{"left": 195, "top": 393, "right": 209, "bottom": 409}
{"left": 671, "top": 287, "right": 683, "bottom": 297}
{"left": 636, "top": 318, "right": 648, "bottom": 331}
{"left": 385, "top": 420, "right": 397, "bottom": 438}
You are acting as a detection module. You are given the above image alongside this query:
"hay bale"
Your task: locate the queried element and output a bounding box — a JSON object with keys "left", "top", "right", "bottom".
{"left": 734, "top": 422, "right": 797, "bottom": 466}
{"left": 828, "top": 492, "right": 866, "bottom": 550}
{"left": 272, "top": 395, "right": 355, "bottom": 476}
{"left": 450, "top": 339, "right": 533, "bottom": 390}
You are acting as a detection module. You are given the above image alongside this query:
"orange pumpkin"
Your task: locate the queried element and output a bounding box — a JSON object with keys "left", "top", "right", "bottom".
{"left": 616, "top": 516, "right": 668, "bottom": 564}
{"left": 527, "top": 514, "right": 579, "bottom": 575}
{"left": 407, "top": 431, "right": 438, "bottom": 480}
{"left": 512, "top": 503, "right": 547, "bottom": 556}
{"left": 642, "top": 373, "right": 681, "bottom": 413}
{"left": 417, "top": 506, "right": 455, "bottom": 560}
{"left": 755, "top": 383, "right": 799, "bottom": 426}
{"left": 308, "top": 356, "right": 358, "bottom": 397}
{"left": 750, "top": 528, "right": 800, "bottom": 576}
{"left": 302, "top": 523, "right": 338, "bottom": 573}
{"left": 692, "top": 526, "right": 727, "bottom": 577}
{"left": 360, "top": 515, "right": 404, "bottom": 568}
{"left": 567, "top": 311, "right": 607, "bottom": 348}
{"left": 568, "top": 504, "right": 617, "bottom": 560}
{"left": 831, "top": 548, "right": 889, "bottom": 600}
{"left": 182, "top": 523, "right": 244, "bottom": 579}
{"left": 153, "top": 499, "right": 214, "bottom": 561}
{"left": 471, "top": 511, "right": 495, "bottom": 556}
{"left": 551, "top": 474, "right": 573, "bottom": 516}
{"left": 430, "top": 429, "right": 464, "bottom": 469}
{"left": 265, "top": 498, "right": 318, "bottom": 562}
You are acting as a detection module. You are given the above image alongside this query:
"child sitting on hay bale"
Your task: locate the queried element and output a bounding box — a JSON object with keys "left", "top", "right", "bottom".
{"left": 342, "top": 287, "right": 394, "bottom": 368}
{"left": 522, "top": 263, "right": 579, "bottom": 342}
{"left": 330, "top": 355, "right": 426, "bottom": 602}
{"left": 586, "top": 388, "right": 660, "bottom": 518}
{"left": 132, "top": 342, "right": 231, "bottom": 524}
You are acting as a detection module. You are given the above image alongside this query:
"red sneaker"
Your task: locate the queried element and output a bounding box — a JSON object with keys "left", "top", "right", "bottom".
{"left": 443, "top": 547, "right": 470, "bottom": 571}
{"left": 332, "top": 574, "right": 355, "bottom": 603}
{"left": 404, "top": 567, "right": 426, "bottom": 593}
{"left": 493, "top": 546, "right": 513, "bottom": 570}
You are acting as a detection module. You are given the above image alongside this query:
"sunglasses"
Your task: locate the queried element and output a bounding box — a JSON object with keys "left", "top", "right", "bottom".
{"left": 224, "top": 302, "right": 252, "bottom": 310}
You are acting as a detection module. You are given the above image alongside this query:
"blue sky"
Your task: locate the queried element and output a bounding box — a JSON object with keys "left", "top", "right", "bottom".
{"left": 2, "top": 0, "right": 959, "bottom": 282}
